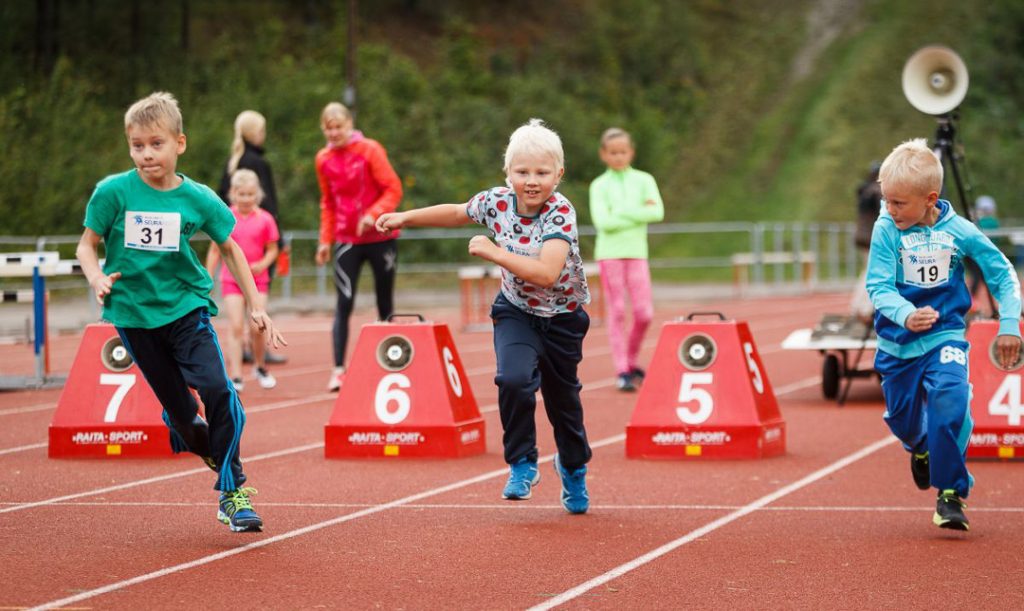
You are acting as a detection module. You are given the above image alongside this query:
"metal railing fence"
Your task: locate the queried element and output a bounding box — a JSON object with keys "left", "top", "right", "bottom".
{"left": 1, "top": 221, "right": 872, "bottom": 305}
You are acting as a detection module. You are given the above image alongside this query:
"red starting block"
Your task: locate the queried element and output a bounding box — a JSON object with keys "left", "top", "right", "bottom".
{"left": 325, "top": 315, "right": 486, "bottom": 458}
{"left": 626, "top": 312, "right": 785, "bottom": 459}
{"left": 966, "top": 319, "right": 1024, "bottom": 459}
{"left": 49, "top": 323, "right": 174, "bottom": 458}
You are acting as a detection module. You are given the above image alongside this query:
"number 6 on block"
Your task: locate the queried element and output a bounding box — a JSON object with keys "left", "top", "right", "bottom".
{"left": 375, "top": 373, "right": 412, "bottom": 424}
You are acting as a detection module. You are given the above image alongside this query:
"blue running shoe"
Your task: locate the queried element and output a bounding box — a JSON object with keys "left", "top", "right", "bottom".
{"left": 502, "top": 458, "right": 540, "bottom": 500}
{"left": 217, "top": 487, "right": 263, "bottom": 532}
{"left": 554, "top": 454, "right": 589, "bottom": 514}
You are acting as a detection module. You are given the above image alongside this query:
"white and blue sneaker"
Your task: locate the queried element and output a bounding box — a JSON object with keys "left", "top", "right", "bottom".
{"left": 502, "top": 457, "right": 540, "bottom": 500}
{"left": 217, "top": 487, "right": 263, "bottom": 532}
{"left": 554, "top": 454, "right": 589, "bottom": 514}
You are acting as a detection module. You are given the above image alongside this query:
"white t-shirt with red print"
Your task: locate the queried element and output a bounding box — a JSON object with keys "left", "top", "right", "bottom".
{"left": 466, "top": 187, "right": 590, "bottom": 317}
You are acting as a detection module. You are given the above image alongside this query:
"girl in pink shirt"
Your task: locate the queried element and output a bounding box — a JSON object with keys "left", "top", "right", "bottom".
{"left": 207, "top": 169, "right": 280, "bottom": 391}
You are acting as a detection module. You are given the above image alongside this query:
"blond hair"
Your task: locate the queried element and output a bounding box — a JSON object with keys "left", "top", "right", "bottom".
{"left": 124, "top": 92, "right": 183, "bottom": 136}
{"left": 320, "top": 102, "right": 352, "bottom": 127}
{"left": 600, "top": 127, "right": 632, "bottom": 148}
{"left": 503, "top": 118, "right": 565, "bottom": 174}
{"left": 878, "top": 138, "right": 943, "bottom": 195}
{"left": 229, "top": 168, "right": 264, "bottom": 201}
{"left": 227, "top": 110, "right": 266, "bottom": 174}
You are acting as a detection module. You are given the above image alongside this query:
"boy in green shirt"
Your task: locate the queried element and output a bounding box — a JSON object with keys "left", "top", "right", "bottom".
{"left": 76, "top": 92, "right": 286, "bottom": 532}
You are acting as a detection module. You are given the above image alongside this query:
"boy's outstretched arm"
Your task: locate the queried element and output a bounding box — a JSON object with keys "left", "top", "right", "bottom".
{"left": 470, "top": 236, "right": 569, "bottom": 288}
{"left": 376, "top": 203, "right": 472, "bottom": 233}
{"left": 217, "top": 237, "right": 287, "bottom": 349}
{"left": 77, "top": 228, "right": 121, "bottom": 306}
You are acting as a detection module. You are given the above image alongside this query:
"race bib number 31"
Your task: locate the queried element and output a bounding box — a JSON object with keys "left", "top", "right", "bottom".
{"left": 902, "top": 249, "right": 950, "bottom": 288}
{"left": 125, "top": 211, "right": 181, "bottom": 252}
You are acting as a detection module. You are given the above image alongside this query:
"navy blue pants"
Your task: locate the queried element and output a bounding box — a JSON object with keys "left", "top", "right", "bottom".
{"left": 491, "top": 293, "right": 592, "bottom": 470}
{"left": 117, "top": 308, "right": 247, "bottom": 492}
{"left": 875, "top": 340, "right": 974, "bottom": 497}
{"left": 331, "top": 240, "right": 397, "bottom": 367}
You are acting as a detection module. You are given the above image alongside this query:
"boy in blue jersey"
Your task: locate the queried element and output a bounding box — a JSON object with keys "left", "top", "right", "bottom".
{"left": 866, "top": 138, "right": 1021, "bottom": 531}
{"left": 76, "top": 92, "right": 287, "bottom": 532}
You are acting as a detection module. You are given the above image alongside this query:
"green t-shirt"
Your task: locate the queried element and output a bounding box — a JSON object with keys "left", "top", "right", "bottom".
{"left": 588, "top": 167, "right": 665, "bottom": 260}
{"left": 83, "top": 170, "right": 235, "bottom": 328}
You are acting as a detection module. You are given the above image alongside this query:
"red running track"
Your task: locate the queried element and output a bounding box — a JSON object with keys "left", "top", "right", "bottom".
{"left": 1, "top": 293, "right": 1022, "bottom": 610}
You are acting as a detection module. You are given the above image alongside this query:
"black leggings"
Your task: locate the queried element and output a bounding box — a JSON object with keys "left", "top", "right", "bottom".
{"left": 331, "top": 239, "right": 397, "bottom": 367}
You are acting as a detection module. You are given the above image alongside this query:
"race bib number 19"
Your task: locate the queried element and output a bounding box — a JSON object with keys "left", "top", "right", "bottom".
{"left": 902, "top": 249, "right": 950, "bottom": 288}
{"left": 125, "top": 211, "right": 181, "bottom": 252}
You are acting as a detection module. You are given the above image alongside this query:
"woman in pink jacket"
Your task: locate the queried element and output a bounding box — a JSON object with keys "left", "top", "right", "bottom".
{"left": 314, "top": 102, "right": 403, "bottom": 391}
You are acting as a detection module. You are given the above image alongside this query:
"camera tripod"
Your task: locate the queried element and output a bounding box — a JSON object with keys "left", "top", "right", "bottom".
{"left": 932, "top": 113, "right": 973, "bottom": 221}
{"left": 933, "top": 113, "right": 999, "bottom": 315}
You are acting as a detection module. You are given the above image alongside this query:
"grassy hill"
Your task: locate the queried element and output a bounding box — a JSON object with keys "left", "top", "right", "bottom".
{"left": 1, "top": 0, "right": 1020, "bottom": 254}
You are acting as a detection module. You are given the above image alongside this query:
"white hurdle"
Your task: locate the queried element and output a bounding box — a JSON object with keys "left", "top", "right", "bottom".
{"left": 0, "top": 251, "right": 78, "bottom": 389}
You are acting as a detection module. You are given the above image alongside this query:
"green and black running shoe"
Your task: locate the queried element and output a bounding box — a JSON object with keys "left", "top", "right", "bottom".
{"left": 217, "top": 487, "right": 263, "bottom": 533}
{"left": 933, "top": 489, "right": 969, "bottom": 531}
{"left": 911, "top": 451, "right": 930, "bottom": 490}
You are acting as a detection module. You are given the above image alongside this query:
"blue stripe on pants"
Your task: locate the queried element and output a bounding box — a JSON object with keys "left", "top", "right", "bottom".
{"left": 117, "top": 308, "right": 247, "bottom": 492}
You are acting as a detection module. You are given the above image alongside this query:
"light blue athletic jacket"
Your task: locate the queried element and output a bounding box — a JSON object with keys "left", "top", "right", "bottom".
{"left": 866, "top": 199, "right": 1022, "bottom": 359}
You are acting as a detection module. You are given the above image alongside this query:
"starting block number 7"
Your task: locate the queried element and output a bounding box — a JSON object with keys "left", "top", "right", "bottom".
{"left": 989, "top": 374, "right": 1024, "bottom": 426}
{"left": 677, "top": 342, "right": 764, "bottom": 424}
{"left": 100, "top": 373, "right": 136, "bottom": 422}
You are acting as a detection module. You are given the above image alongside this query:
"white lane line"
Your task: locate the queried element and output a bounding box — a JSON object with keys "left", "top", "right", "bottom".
{"left": 0, "top": 442, "right": 47, "bottom": 456}
{"left": 771, "top": 376, "right": 821, "bottom": 396}
{"left": 24, "top": 434, "right": 626, "bottom": 611}
{"left": 0, "top": 443, "right": 324, "bottom": 515}
{"left": 13, "top": 500, "right": 1022, "bottom": 513}
{"left": 0, "top": 403, "right": 57, "bottom": 416}
{"left": 527, "top": 435, "right": 898, "bottom": 611}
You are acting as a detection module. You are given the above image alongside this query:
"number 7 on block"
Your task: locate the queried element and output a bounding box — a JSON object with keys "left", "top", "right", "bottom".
{"left": 100, "top": 373, "right": 136, "bottom": 423}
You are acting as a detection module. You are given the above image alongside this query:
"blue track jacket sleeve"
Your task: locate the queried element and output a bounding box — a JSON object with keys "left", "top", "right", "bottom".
{"left": 966, "top": 226, "right": 1023, "bottom": 336}
{"left": 865, "top": 219, "right": 917, "bottom": 328}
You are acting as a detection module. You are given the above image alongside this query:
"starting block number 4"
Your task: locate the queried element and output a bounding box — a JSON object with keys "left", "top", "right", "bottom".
{"left": 676, "top": 343, "right": 764, "bottom": 425}
{"left": 989, "top": 375, "right": 1024, "bottom": 426}
{"left": 374, "top": 347, "right": 464, "bottom": 425}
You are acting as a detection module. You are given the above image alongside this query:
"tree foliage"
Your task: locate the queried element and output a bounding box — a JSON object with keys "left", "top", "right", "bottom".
{"left": 1, "top": 0, "right": 1022, "bottom": 256}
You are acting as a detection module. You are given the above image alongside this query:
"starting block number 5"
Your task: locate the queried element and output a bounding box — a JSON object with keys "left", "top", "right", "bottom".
{"left": 374, "top": 346, "right": 464, "bottom": 424}
{"left": 677, "top": 342, "right": 763, "bottom": 424}
{"left": 100, "top": 373, "right": 137, "bottom": 422}
{"left": 989, "top": 374, "right": 1024, "bottom": 426}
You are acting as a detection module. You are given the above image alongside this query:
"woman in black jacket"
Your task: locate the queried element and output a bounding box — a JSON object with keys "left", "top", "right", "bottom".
{"left": 218, "top": 110, "right": 288, "bottom": 365}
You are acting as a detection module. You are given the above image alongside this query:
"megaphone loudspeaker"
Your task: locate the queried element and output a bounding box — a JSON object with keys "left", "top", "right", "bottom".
{"left": 902, "top": 45, "right": 968, "bottom": 115}
{"left": 679, "top": 333, "right": 717, "bottom": 370}
{"left": 100, "top": 336, "right": 134, "bottom": 372}
{"left": 376, "top": 334, "right": 414, "bottom": 371}
{"left": 989, "top": 338, "right": 1024, "bottom": 372}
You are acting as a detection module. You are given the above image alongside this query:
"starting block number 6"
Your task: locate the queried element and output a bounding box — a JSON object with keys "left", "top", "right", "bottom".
{"left": 676, "top": 342, "right": 765, "bottom": 425}
{"left": 989, "top": 374, "right": 1024, "bottom": 426}
{"left": 374, "top": 348, "right": 465, "bottom": 424}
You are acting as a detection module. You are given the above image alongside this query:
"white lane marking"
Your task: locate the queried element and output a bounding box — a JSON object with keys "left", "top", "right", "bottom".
{"left": 0, "top": 443, "right": 324, "bottom": 515}
{"left": 771, "top": 376, "right": 821, "bottom": 395}
{"left": 0, "top": 441, "right": 47, "bottom": 456}
{"left": 527, "top": 435, "right": 898, "bottom": 611}
{"left": 24, "top": 434, "right": 625, "bottom": 611}
{"left": 0, "top": 403, "right": 56, "bottom": 416}
{"left": 11, "top": 500, "right": 1021, "bottom": 513}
